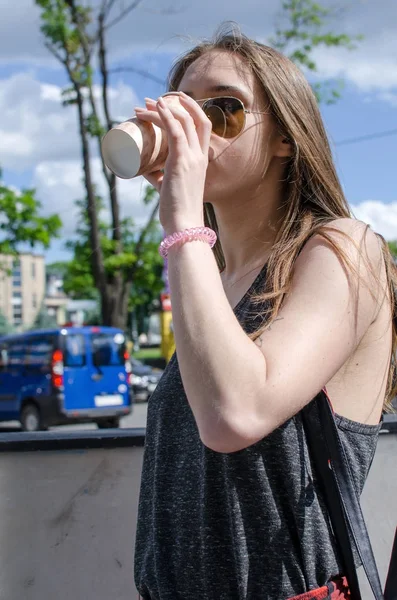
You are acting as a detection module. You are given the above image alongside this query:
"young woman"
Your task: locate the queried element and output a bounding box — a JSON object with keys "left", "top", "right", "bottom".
{"left": 133, "top": 24, "right": 397, "bottom": 600}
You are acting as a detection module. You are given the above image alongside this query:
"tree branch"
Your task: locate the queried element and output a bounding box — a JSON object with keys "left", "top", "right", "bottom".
{"left": 141, "top": 5, "right": 185, "bottom": 16}
{"left": 103, "top": 0, "right": 118, "bottom": 19}
{"left": 105, "top": 0, "right": 145, "bottom": 31}
{"left": 97, "top": 8, "right": 122, "bottom": 246}
{"left": 64, "top": 0, "right": 95, "bottom": 59}
{"left": 44, "top": 42, "right": 67, "bottom": 67}
{"left": 109, "top": 66, "right": 166, "bottom": 86}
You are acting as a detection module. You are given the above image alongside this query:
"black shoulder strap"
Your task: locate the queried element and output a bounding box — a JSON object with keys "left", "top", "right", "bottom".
{"left": 385, "top": 529, "right": 397, "bottom": 600}
{"left": 301, "top": 392, "right": 396, "bottom": 600}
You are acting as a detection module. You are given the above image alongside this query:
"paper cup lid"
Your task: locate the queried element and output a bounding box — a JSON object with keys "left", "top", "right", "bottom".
{"left": 101, "top": 128, "right": 141, "bottom": 179}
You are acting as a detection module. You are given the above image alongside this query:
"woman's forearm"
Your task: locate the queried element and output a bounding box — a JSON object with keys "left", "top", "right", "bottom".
{"left": 167, "top": 240, "right": 268, "bottom": 452}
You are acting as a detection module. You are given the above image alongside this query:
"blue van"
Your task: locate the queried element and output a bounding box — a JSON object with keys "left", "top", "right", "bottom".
{"left": 0, "top": 327, "right": 133, "bottom": 431}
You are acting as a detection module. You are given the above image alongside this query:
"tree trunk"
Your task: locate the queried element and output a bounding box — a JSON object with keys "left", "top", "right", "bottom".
{"left": 97, "top": 12, "right": 125, "bottom": 327}
{"left": 101, "top": 279, "right": 131, "bottom": 329}
{"left": 74, "top": 85, "right": 108, "bottom": 310}
{"left": 67, "top": 0, "right": 125, "bottom": 328}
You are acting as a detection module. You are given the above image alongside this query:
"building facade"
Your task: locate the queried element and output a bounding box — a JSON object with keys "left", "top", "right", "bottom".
{"left": 0, "top": 254, "right": 45, "bottom": 329}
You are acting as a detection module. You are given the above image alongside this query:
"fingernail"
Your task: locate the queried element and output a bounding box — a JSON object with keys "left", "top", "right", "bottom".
{"left": 144, "top": 97, "right": 156, "bottom": 103}
{"left": 134, "top": 106, "right": 145, "bottom": 111}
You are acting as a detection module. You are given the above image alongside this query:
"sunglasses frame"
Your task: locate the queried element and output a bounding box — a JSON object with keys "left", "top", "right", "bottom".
{"left": 161, "top": 92, "right": 268, "bottom": 138}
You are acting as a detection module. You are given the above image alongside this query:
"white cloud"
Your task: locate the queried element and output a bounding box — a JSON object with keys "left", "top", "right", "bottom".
{"left": 2, "top": 1, "right": 397, "bottom": 106}
{"left": 350, "top": 200, "right": 397, "bottom": 241}
{"left": 312, "top": 40, "right": 397, "bottom": 94}
{"left": 0, "top": 72, "right": 139, "bottom": 171}
{"left": 33, "top": 159, "right": 155, "bottom": 238}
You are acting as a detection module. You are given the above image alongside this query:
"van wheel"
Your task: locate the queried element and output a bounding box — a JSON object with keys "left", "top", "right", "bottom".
{"left": 96, "top": 417, "right": 120, "bottom": 429}
{"left": 21, "top": 404, "right": 45, "bottom": 432}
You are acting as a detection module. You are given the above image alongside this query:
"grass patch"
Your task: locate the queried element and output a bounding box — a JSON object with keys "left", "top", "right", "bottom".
{"left": 133, "top": 346, "right": 162, "bottom": 361}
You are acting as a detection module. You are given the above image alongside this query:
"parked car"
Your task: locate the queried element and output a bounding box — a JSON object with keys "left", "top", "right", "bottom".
{"left": 130, "top": 357, "right": 163, "bottom": 402}
{"left": 0, "top": 327, "right": 133, "bottom": 431}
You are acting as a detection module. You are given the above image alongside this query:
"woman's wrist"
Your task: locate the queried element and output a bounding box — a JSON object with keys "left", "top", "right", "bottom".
{"left": 162, "top": 215, "right": 205, "bottom": 237}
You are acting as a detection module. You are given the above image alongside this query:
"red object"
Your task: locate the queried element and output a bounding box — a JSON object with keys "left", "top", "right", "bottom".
{"left": 288, "top": 577, "right": 351, "bottom": 600}
{"left": 51, "top": 349, "right": 64, "bottom": 389}
{"left": 161, "top": 293, "right": 172, "bottom": 312}
{"left": 124, "top": 351, "right": 132, "bottom": 386}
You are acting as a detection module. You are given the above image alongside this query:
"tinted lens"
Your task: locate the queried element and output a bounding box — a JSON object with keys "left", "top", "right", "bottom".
{"left": 203, "top": 97, "right": 245, "bottom": 138}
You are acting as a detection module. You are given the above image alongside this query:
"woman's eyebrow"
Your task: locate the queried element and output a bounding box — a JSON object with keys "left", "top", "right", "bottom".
{"left": 182, "top": 85, "right": 247, "bottom": 98}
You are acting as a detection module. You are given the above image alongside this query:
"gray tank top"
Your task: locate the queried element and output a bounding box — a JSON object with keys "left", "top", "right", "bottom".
{"left": 134, "top": 263, "right": 380, "bottom": 600}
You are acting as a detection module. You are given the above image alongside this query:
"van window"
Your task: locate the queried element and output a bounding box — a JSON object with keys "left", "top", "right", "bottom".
{"left": 64, "top": 334, "right": 86, "bottom": 367}
{"left": 91, "top": 333, "right": 125, "bottom": 367}
{"left": 26, "top": 337, "right": 56, "bottom": 369}
{"left": 8, "top": 340, "right": 27, "bottom": 368}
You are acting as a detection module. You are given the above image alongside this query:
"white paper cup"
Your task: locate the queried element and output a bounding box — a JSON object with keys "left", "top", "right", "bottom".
{"left": 101, "top": 93, "right": 184, "bottom": 179}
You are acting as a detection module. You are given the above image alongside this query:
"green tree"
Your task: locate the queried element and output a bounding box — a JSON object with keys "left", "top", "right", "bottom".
{"left": 35, "top": 0, "right": 171, "bottom": 328}
{"left": 29, "top": 303, "right": 58, "bottom": 330}
{"left": 270, "top": 0, "right": 362, "bottom": 103}
{"left": 56, "top": 186, "right": 164, "bottom": 321}
{"left": 0, "top": 168, "right": 62, "bottom": 256}
{"left": 0, "top": 309, "right": 13, "bottom": 335}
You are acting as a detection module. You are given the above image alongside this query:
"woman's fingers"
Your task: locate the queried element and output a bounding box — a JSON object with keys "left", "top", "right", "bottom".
{"left": 178, "top": 92, "right": 212, "bottom": 152}
{"left": 136, "top": 93, "right": 211, "bottom": 157}
{"left": 134, "top": 106, "right": 165, "bottom": 130}
{"left": 144, "top": 97, "right": 159, "bottom": 112}
{"left": 157, "top": 96, "right": 200, "bottom": 152}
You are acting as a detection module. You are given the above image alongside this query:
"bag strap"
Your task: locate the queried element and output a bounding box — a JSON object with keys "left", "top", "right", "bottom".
{"left": 384, "top": 529, "right": 397, "bottom": 600}
{"left": 301, "top": 392, "right": 391, "bottom": 600}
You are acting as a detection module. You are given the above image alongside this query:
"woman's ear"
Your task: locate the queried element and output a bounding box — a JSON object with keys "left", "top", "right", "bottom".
{"left": 274, "top": 135, "right": 294, "bottom": 158}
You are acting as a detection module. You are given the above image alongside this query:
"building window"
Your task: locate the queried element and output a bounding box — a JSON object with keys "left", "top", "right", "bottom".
{"left": 33, "top": 293, "right": 37, "bottom": 309}
{"left": 32, "top": 262, "right": 36, "bottom": 279}
{"left": 12, "top": 291, "right": 22, "bottom": 299}
{"left": 12, "top": 259, "right": 21, "bottom": 287}
{"left": 12, "top": 305, "right": 23, "bottom": 326}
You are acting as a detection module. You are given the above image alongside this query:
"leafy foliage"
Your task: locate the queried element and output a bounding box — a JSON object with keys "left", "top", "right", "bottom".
{"left": 29, "top": 302, "right": 58, "bottom": 330}
{"left": 0, "top": 168, "right": 62, "bottom": 255}
{"left": 59, "top": 191, "right": 164, "bottom": 311}
{"left": 36, "top": 0, "right": 163, "bottom": 327}
{"left": 270, "top": 0, "right": 363, "bottom": 103}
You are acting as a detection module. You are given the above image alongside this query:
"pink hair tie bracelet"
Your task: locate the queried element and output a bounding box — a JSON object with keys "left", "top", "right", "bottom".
{"left": 158, "top": 227, "right": 217, "bottom": 258}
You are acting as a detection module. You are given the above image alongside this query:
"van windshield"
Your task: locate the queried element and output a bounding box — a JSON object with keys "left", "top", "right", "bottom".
{"left": 91, "top": 332, "right": 125, "bottom": 367}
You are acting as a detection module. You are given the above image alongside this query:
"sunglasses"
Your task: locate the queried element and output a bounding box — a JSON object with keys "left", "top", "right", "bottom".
{"left": 162, "top": 93, "right": 267, "bottom": 139}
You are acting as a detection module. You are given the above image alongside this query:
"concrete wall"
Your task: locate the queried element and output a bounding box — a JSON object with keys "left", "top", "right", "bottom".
{"left": 0, "top": 437, "right": 143, "bottom": 600}
{"left": 0, "top": 430, "right": 394, "bottom": 600}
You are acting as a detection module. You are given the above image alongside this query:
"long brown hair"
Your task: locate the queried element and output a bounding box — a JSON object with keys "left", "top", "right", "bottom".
{"left": 167, "top": 24, "right": 397, "bottom": 411}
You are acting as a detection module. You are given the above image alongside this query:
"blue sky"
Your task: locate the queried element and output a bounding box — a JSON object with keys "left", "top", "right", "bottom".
{"left": 1, "top": 0, "right": 396, "bottom": 262}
